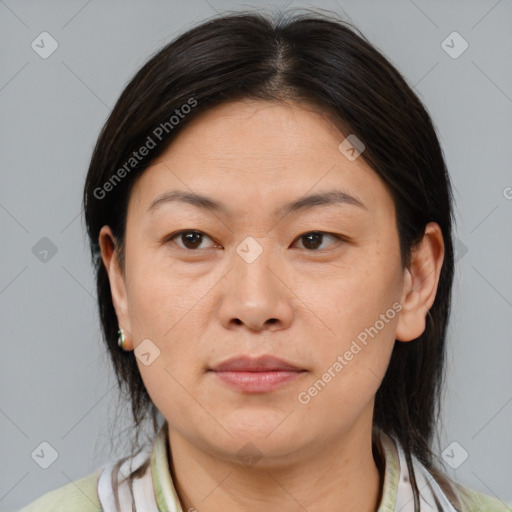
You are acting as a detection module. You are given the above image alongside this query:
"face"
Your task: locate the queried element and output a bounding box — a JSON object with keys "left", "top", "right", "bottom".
{"left": 100, "top": 99, "right": 442, "bottom": 467}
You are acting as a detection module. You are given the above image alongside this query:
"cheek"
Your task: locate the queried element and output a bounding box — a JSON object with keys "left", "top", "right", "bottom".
{"left": 127, "top": 277, "right": 167, "bottom": 339}
{"left": 304, "top": 255, "right": 401, "bottom": 339}
{"left": 126, "top": 262, "right": 211, "bottom": 378}
{"left": 126, "top": 255, "right": 196, "bottom": 339}
{"left": 295, "top": 275, "right": 399, "bottom": 427}
{"left": 296, "top": 250, "right": 402, "bottom": 388}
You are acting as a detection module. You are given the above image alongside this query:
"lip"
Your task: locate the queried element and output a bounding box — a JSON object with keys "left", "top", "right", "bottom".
{"left": 208, "top": 355, "right": 306, "bottom": 393}
{"left": 210, "top": 355, "right": 303, "bottom": 372}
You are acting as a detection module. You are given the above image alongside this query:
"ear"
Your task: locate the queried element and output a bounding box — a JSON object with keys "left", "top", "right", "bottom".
{"left": 395, "top": 222, "right": 445, "bottom": 342}
{"left": 98, "top": 225, "right": 133, "bottom": 350}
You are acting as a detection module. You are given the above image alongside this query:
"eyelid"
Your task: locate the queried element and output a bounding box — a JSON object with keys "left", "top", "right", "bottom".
{"left": 165, "top": 230, "right": 217, "bottom": 249}
{"left": 292, "top": 231, "right": 345, "bottom": 251}
{"left": 165, "top": 229, "right": 347, "bottom": 252}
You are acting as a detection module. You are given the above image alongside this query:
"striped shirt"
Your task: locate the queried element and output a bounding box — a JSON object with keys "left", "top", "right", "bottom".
{"left": 18, "top": 422, "right": 510, "bottom": 511}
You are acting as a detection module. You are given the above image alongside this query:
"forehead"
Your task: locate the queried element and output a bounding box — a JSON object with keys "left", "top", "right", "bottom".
{"left": 128, "top": 99, "right": 394, "bottom": 218}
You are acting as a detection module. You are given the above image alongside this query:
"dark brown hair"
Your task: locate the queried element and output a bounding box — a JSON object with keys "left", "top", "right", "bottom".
{"left": 83, "top": 7, "right": 461, "bottom": 510}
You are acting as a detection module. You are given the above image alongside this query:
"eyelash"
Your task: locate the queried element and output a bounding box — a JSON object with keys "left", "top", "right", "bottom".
{"left": 164, "top": 230, "right": 346, "bottom": 252}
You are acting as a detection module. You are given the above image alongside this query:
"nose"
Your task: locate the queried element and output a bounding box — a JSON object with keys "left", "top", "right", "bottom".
{"left": 216, "top": 240, "right": 294, "bottom": 333}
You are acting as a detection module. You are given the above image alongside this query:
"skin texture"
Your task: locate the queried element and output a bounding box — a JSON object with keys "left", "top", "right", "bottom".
{"left": 99, "top": 99, "right": 444, "bottom": 512}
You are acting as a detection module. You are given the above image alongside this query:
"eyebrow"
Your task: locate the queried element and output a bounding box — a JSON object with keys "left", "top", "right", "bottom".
{"left": 147, "top": 189, "right": 367, "bottom": 216}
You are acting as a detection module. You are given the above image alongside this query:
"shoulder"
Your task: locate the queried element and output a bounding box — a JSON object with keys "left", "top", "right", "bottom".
{"left": 454, "top": 482, "right": 511, "bottom": 512}
{"left": 17, "top": 468, "right": 103, "bottom": 512}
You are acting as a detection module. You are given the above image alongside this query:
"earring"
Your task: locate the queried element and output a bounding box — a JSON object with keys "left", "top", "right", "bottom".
{"left": 117, "top": 328, "right": 126, "bottom": 349}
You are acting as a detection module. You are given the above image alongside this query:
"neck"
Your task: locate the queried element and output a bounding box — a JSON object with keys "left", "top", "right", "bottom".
{"left": 166, "top": 424, "right": 383, "bottom": 512}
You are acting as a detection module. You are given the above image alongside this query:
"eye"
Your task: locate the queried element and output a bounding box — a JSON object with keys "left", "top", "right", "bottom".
{"left": 165, "top": 230, "right": 344, "bottom": 252}
{"left": 292, "top": 231, "right": 343, "bottom": 251}
{"left": 166, "top": 230, "right": 217, "bottom": 250}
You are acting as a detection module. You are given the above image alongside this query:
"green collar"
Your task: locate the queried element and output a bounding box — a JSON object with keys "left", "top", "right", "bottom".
{"left": 150, "top": 423, "right": 400, "bottom": 512}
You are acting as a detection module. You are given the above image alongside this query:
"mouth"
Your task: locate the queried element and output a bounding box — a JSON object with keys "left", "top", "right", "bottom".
{"left": 208, "top": 355, "right": 306, "bottom": 393}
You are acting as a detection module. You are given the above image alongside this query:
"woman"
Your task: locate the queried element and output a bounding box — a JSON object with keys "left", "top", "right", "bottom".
{"left": 18, "top": 8, "right": 509, "bottom": 512}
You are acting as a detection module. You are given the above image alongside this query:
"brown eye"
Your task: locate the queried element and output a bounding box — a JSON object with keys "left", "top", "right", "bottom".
{"left": 168, "top": 230, "right": 216, "bottom": 250}
{"left": 165, "top": 230, "right": 343, "bottom": 252}
{"left": 294, "top": 231, "right": 342, "bottom": 251}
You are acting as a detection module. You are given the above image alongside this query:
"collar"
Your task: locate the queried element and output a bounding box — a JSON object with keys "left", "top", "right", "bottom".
{"left": 151, "top": 423, "right": 182, "bottom": 511}
{"left": 98, "top": 422, "right": 456, "bottom": 512}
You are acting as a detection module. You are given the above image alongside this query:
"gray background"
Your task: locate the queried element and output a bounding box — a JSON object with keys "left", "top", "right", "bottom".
{"left": 1, "top": 0, "right": 511, "bottom": 510}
